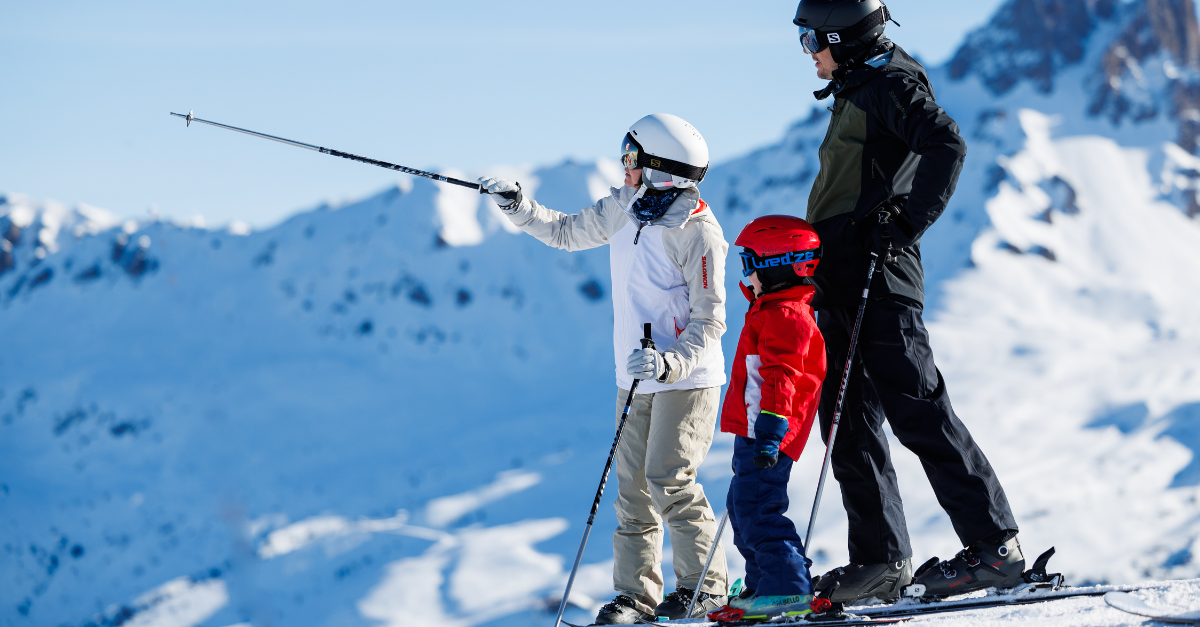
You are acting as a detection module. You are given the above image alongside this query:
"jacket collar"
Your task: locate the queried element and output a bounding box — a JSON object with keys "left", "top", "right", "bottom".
{"left": 743, "top": 283, "right": 816, "bottom": 308}
{"left": 813, "top": 38, "right": 900, "bottom": 100}
{"left": 615, "top": 185, "right": 703, "bottom": 229}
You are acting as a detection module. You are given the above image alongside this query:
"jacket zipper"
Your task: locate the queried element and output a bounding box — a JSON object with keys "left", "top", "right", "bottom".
{"left": 621, "top": 222, "right": 639, "bottom": 388}
{"left": 818, "top": 99, "right": 842, "bottom": 159}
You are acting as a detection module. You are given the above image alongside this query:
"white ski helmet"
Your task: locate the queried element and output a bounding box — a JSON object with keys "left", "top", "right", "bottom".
{"left": 621, "top": 114, "right": 710, "bottom": 190}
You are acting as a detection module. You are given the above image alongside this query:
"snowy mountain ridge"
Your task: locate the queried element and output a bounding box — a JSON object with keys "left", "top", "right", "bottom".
{"left": 4, "top": 0, "right": 1200, "bottom": 626}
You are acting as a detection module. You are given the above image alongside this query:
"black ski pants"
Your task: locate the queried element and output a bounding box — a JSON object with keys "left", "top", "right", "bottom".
{"left": 817, "top": 294, "right": 1017, "bottom": 565}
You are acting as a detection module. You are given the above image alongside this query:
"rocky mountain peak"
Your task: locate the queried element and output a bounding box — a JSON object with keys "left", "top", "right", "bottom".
{"left": 1090, "top": 0, "right": 1200, "bottom": 130}
{"left": 948, "top": 0, "right": 1116, "bottom": 95}
{"left": 948, "top": 0, "right": 1200, "bottom": 215}
{"left": 1091, "top": 0, "right": 1200, "bottom": 215}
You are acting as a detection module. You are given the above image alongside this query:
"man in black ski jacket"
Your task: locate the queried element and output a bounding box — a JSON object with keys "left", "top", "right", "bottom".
{"left": 789, "top": 0, "right": 1024, "bottom": 605}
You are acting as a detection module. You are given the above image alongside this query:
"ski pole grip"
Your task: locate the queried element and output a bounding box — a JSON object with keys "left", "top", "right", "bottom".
{"left": 641, "top": 323, "right": 654, "bottom": 350}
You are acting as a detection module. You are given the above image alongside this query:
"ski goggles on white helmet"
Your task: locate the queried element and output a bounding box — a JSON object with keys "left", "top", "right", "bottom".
{"left": 620, "top": 132, "right": 709, "bottom": 181}
{"left": 621, "top": 133, "right": 640, "bottom": 170}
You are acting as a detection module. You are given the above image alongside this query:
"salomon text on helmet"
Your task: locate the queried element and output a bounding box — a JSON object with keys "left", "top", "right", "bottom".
{"left": 735, "top": 215, "right": 821, "bottom": 284}
{"left": 621, "top": 114, "right": 710, "bottom": 190}
{"left": 794, "top": 0, "right": 892, "bottom": 64}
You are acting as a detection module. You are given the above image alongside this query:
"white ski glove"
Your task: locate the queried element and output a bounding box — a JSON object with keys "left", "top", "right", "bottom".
{"left": 626, "top": 348, "right": 670, "bottom": 382}
{"left": 479, "top": 177, "right": 523, "bottom": 211}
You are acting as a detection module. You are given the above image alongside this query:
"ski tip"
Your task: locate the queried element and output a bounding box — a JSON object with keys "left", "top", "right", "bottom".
{"left": 1104, "top": 591, "right": 1200, "bottom": 624}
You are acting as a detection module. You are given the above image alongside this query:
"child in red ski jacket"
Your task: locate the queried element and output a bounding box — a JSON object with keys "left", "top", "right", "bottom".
{"left": 714, "top": 215, "right": 826, "bottom": 621}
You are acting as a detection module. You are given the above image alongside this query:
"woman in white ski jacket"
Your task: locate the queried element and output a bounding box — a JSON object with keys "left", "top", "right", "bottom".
{"left": 481, "top": 114, "right": 729, "bottom": 624}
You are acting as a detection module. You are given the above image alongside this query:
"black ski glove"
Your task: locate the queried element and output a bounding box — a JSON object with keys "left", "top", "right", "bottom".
{"left": 870, "top": 197, "right": 914, "bottom": 259}
{"left": 752, "top": 412, "right": 790, "bottom": 469}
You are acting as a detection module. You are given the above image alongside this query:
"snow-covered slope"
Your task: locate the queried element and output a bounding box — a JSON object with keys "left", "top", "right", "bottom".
{"left": 3, "top": 1, "right": 1200, "bottom": 626}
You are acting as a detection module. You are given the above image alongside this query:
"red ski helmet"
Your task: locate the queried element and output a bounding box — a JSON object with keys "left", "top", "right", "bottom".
{"left": 735, "top": 215, "right": 821, "bottom": 278}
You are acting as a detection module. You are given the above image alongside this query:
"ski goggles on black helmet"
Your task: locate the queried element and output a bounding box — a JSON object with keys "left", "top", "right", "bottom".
{"left": 798, "top": 26, "right": 831, "bottom": 55}
{"left": 797, "top": 5, "right": 891, "bottom": 55}
{"left": 739, "top": 249, "right": 820, "bottom": 277}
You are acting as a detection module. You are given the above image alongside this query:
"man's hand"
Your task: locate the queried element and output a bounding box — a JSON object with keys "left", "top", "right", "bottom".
{"left": 478, "top": 177, "right": 523, "bottom": 210}
{"left": 626, "top": 348, "right": 668, "bottom": 381}
{"left": 870, "top": 198, "right": 913, "bottom": 259}
{"left": 871, "top": 221, "right": 898, "bottom": 257}
{"left": 752, "top": 412, "right": 790, "bottom": 469}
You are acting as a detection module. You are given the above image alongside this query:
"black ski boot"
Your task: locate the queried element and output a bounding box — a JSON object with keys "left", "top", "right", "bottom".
{"left": 812, "top": 559, "right": 912, "bottom": 604}
{"left": 595, "top": 595, "right": 654, "bottom": 625}
{"left": 905, "top": 534, "right": 1025, "bottom": 598}
{"left": 654, "top": 585, "right": 728, "bottom": 620}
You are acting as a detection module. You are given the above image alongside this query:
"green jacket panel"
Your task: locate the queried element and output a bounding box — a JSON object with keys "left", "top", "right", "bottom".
{"left": 807, "top": 99, "right": 868, "bottom": 226}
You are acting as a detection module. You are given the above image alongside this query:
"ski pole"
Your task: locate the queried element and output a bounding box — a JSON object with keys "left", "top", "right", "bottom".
{"left": 553, "top": 323, "right": 655, "bottom": 627}
{"left": 686, "top": 509, "right": 729, "bottom": 619}
{"left": 167, "top": 110, "right": 520, "bottom": 201}
{"left": 804, "top": 253, "right": 879, "bottom": 549}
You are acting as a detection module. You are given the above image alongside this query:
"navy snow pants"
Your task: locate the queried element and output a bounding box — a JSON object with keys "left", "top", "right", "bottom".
{"left": 727, "top": 436, "right": 814, "bottom": 596}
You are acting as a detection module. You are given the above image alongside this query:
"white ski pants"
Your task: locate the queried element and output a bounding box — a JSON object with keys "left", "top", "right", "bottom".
{"left": 612, "top": 386, "right": 728, "bottom": 613}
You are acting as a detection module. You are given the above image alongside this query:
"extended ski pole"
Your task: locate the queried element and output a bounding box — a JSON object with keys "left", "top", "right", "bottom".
{"left": 167, "top": 110, "right": 520, "bottom": 200}
{"left": 553, "top": 323, "right": 654, "bottom": 627}
{"left": 686, "top": 508, "right": 729, "bottom": 619}
{"left": 804, "top": 252, "right": 879, "bottom": 549}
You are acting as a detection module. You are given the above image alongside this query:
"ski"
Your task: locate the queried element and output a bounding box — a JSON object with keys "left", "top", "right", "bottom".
{"left": 1104, "top": 591, "right": 1200, "bottom": 624}
{"left": 704, "top": 615, "right": 911, "bottom": 626}
{"left": 569, "top": 583, "right": 1149, "bottom": 627}
{"left": 835, "top": 582, "right": 1145, "bottom": 620}
{"left": 563, "top": 617, "right": 909, "bottom": 627}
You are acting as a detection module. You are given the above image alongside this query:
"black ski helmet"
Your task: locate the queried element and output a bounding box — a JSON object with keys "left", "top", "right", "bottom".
{"left": 793, "top": 0, "right": 891, "bottom": 64}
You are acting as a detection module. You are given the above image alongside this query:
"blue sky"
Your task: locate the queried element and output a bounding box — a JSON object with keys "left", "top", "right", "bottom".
{"left": 2, "top": 1, "right": 1011, "bottom": 227}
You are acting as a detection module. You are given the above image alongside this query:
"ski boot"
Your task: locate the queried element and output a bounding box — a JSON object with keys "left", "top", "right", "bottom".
{"left": 812, "top": 559, "right": 912, "bottom": 604}
{"left": 653, "top": 585, "right": 727, "bottom": 620}
{"left": 594, "top": 595, "right": 654, "bottom": 625}
{"left": 902, "top": 534, "right": 1025, "bottom": 599}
